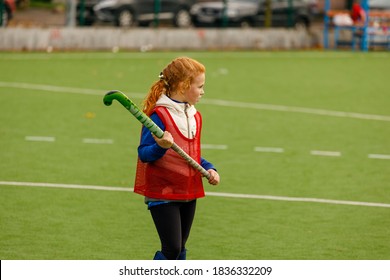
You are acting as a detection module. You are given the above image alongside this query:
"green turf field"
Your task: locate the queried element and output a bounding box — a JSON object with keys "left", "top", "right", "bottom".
{"left": 0, "top": 51, "right": 389, "bottom": 260}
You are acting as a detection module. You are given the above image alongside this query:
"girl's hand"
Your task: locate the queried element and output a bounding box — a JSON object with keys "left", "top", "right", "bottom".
{"left": 207, "top": 169, "right": 220, "bottom": 186}
{"left": 152, "top": 131, "right": 174, "bottom": 149}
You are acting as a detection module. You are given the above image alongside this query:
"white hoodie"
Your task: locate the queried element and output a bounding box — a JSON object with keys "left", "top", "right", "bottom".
{"left": 156, "top": 94, "right": 197, "bottom": 139}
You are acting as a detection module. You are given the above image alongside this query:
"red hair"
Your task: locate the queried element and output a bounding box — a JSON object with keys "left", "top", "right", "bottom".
{"left": 142, "top": 57, "right": 205, "bottom": 116}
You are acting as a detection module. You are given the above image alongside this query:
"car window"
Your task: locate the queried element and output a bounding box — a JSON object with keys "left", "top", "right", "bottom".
{"left": 231, "top": 0, "right": 258, "bottom": 3}
{"left": 369, "top": 0, "right": 390, "bottom": 9}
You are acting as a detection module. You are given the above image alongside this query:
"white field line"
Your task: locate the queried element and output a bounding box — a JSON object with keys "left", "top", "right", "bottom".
{"left": 201, "top": 144, "right": 228, "bottom": 150}
{"left": 1, "top": 81, "right": 389, "bottom": 122}
{"left": 0, "top": 181, "right": 129, "bottom": 192}
{"left": 0, "top": 81, "right": 103, "bottom": 95}
{"left": 310, "top": 150, "right": 341, "bottom": 157}
{"left": 82, "top": 138, "right": 114, "bottom": 144}
{"left": 206, "top": 191, "right": 390, "bottom": 208}
{"left": 368, "top": 154, "right": 390, "bottom": 160}
{"left": 25, "top": 136, "right": 56, "bottom": 142}
{"left": 20, "top": 134, "right": 388, "bottom": 161}
{"left": 202, "top": 98, "right": 390, "bottom": 122}
{"left": 0, "top": 81, "right": 145, "bottom": 98}
{"left": 1, "top": 181, "right": 390, "bottom": 208}
{"left": 254, "top": 147, "right": 284, "bottom": 153}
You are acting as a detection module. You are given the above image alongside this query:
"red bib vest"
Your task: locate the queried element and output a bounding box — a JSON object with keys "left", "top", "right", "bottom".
{"left": 134, "top": 106, "right": 205, "bottom": 200}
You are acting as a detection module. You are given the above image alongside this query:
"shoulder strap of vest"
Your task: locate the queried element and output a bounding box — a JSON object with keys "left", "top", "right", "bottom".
{"left": 154, "top": 106, "right": 202, "bottom": 139}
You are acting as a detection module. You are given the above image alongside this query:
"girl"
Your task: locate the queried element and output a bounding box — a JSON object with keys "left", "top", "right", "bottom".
{"left": 134, "top": 57, "right": 220, "bottom": 260}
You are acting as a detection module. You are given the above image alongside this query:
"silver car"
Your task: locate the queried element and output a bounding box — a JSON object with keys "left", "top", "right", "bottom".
{"left": 93, "top": 0, "right": 195, "bottom": 27}
{"left": 191, "top": 0, "right": 313, "bottom": 28}
{"left": 369, "top": 0, "right": 390, "bottom": 10}
{"left": 191, "top": 0, "right": 259, "bottom": 27}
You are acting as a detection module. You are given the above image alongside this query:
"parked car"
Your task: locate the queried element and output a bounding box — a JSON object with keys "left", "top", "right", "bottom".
{"left": 190, "top": 0, "right": 257, "bottom": 27}
{"left": 81, "top": 0, "right": 196, "bottom": 27}
{"left": 2, "top": 0, "right": 16, "bottom": 27}
{"left": 369, "top": 0, "right": 390, "bottom": 10}
{"left": 262, "top": 0, "right": 314, "bottom": 28}
{"left": 303, "top": 0, "right": 319, "bottom": 15}
{"left": 77, "top": 0, "right": 100, "bottom": 26}
{"left": 190, "top": 0, "right": 314, "bottom": 29}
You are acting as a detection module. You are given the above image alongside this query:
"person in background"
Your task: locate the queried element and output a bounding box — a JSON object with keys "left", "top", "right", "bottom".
{"left": 351, "top": 0, "right": 367, "bottom": 24}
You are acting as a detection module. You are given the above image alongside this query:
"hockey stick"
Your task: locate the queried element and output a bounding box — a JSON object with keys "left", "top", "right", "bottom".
{"left": 103, "top": 90, "right": 211, "bottom": 179}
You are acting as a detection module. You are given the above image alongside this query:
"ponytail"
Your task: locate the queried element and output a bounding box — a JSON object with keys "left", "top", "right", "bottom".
{"left": 142, "top": 80, "right": 166, "bottom": 116}
{"left": 142, "top": 57, "right": 205, "bottom": 116}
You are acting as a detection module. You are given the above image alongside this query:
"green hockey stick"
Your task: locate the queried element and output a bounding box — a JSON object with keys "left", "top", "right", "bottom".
{"left": 103, "top": 90, "right": 211, "bottom": 179}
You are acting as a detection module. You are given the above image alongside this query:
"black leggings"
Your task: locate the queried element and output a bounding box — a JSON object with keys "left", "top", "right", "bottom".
{"left": 150, "top": 200, "right": 197, "bottom": 260}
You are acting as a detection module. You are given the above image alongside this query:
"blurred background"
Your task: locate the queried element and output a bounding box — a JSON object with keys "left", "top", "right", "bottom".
{"left": 2, "top": 0, "right": 389, "bottom": 51}
{"left": 3, "top": 0, "right": 387, "bottom": 27}
{"left": 1, "top": 0, "right": 389, "bottom": 261}
{"left": 4, "top": 0, "right": 329, "bottom": 28}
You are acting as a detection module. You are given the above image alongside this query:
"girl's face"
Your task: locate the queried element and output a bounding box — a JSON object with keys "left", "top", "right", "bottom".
{"left": 183, "top": 73, "right": 205, "bottom": 105}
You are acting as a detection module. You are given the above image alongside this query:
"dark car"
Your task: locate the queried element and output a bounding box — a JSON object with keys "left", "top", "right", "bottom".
{"left": 1, "top": 0, "right": 16, "bottom": 27}
{"left": 77, "top": 0, "right": 100, "bottom": 26}
{"left": 190, "top": 0, "right": 313, "bottom": 29}
{"left": 190, "top": 0, "right": 258, "bottom": 27}
{"left": 83, "top": 0, "right": 195, "bottom": 27}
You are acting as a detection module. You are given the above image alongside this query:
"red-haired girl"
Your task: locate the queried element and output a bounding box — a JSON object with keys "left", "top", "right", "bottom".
{"left": 134, "top": 57, "right": 220, "bottom": 260}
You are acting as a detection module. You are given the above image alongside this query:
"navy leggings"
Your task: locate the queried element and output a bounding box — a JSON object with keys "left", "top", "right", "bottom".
{"left": 149, "top": 200, "right": 197, "bottom": 260}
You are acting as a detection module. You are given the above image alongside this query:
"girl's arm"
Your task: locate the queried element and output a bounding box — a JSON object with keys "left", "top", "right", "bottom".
{"left": 201, "top": 157, "right": 220, "bottom": 185}
{"left": 137, "top": 113, "right": 168, "bottom": 162}
{"left": 138, "top": 113, "right": 218, "bottom": 176}
{"left": 201, "top": 157, "right": 216, "bottom": 171}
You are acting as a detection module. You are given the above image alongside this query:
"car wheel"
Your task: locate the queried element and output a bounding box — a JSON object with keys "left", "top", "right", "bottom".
{"left": 294, "top": 17, "right": 309, "bottom": 31}
{"left": 77, "top": 18, "right": 95, "bottom": 26}
{"left": 174, "top": 9, "right": 192, "bottom": 28}
{"left": 240, "top": 19, "right": 252, "bottom": 28}
{"left": 116, "top": 9, "right": 135, "bottom": 27}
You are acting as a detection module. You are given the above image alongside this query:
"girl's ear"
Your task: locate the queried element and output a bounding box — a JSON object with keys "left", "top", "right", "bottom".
{"left": 176, "top": 81, "right": 184, "bottom": 95}
{"left": 179, "top": 80, "right": 191, "bottom": 94}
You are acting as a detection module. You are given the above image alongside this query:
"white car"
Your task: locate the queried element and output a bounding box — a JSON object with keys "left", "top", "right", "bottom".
{"left": 370, "top": 0, "right": 390, "bottom": 10}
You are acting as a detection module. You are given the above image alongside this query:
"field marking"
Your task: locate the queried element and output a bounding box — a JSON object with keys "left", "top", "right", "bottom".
{"left": 206, "top": 192, "right": 390, "bottom": 208}
{"left": 0, "top": 81, "right": 145, "bottom": 98}
{"left": 202, "top": 98, "right": 390, "bottom": 122}
{"left": 82, "top": 138, "right": 114, "bottom": 144}
{"left": 201, "top": 144, "right": 228, "bottom": 150}
{"left": 1, "top": 81, "right": 390, "bottom": 122}
{"left": 254, "top": 147, "right": 284, "bottom": 153}
{"left": 19, "top": 134, "right": 390, "bottom": 160}
{"left": 310, "top": 150, "right": 341, "bottom": 157}
{"left": 368, "top": 154, "right": 390, "bottom": 160}
{"left": 0, "top": 81, "right": 103, "bottom": 96}
{"left": 19, "top": 133, "right": 389, "bottom": 160}
{"left": 25, "top": 136, "right": 56, "bottom": 142}
{"left": 0, "top": 181, "right": 128, "bottom": 192}
{"left": 1, "top": 181, "right": 390, "bottom": 209}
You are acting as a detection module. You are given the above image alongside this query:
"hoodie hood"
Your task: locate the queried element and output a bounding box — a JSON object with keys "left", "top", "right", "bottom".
{"left": 156, "top": 94, "right": 198, "bottom": 139}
